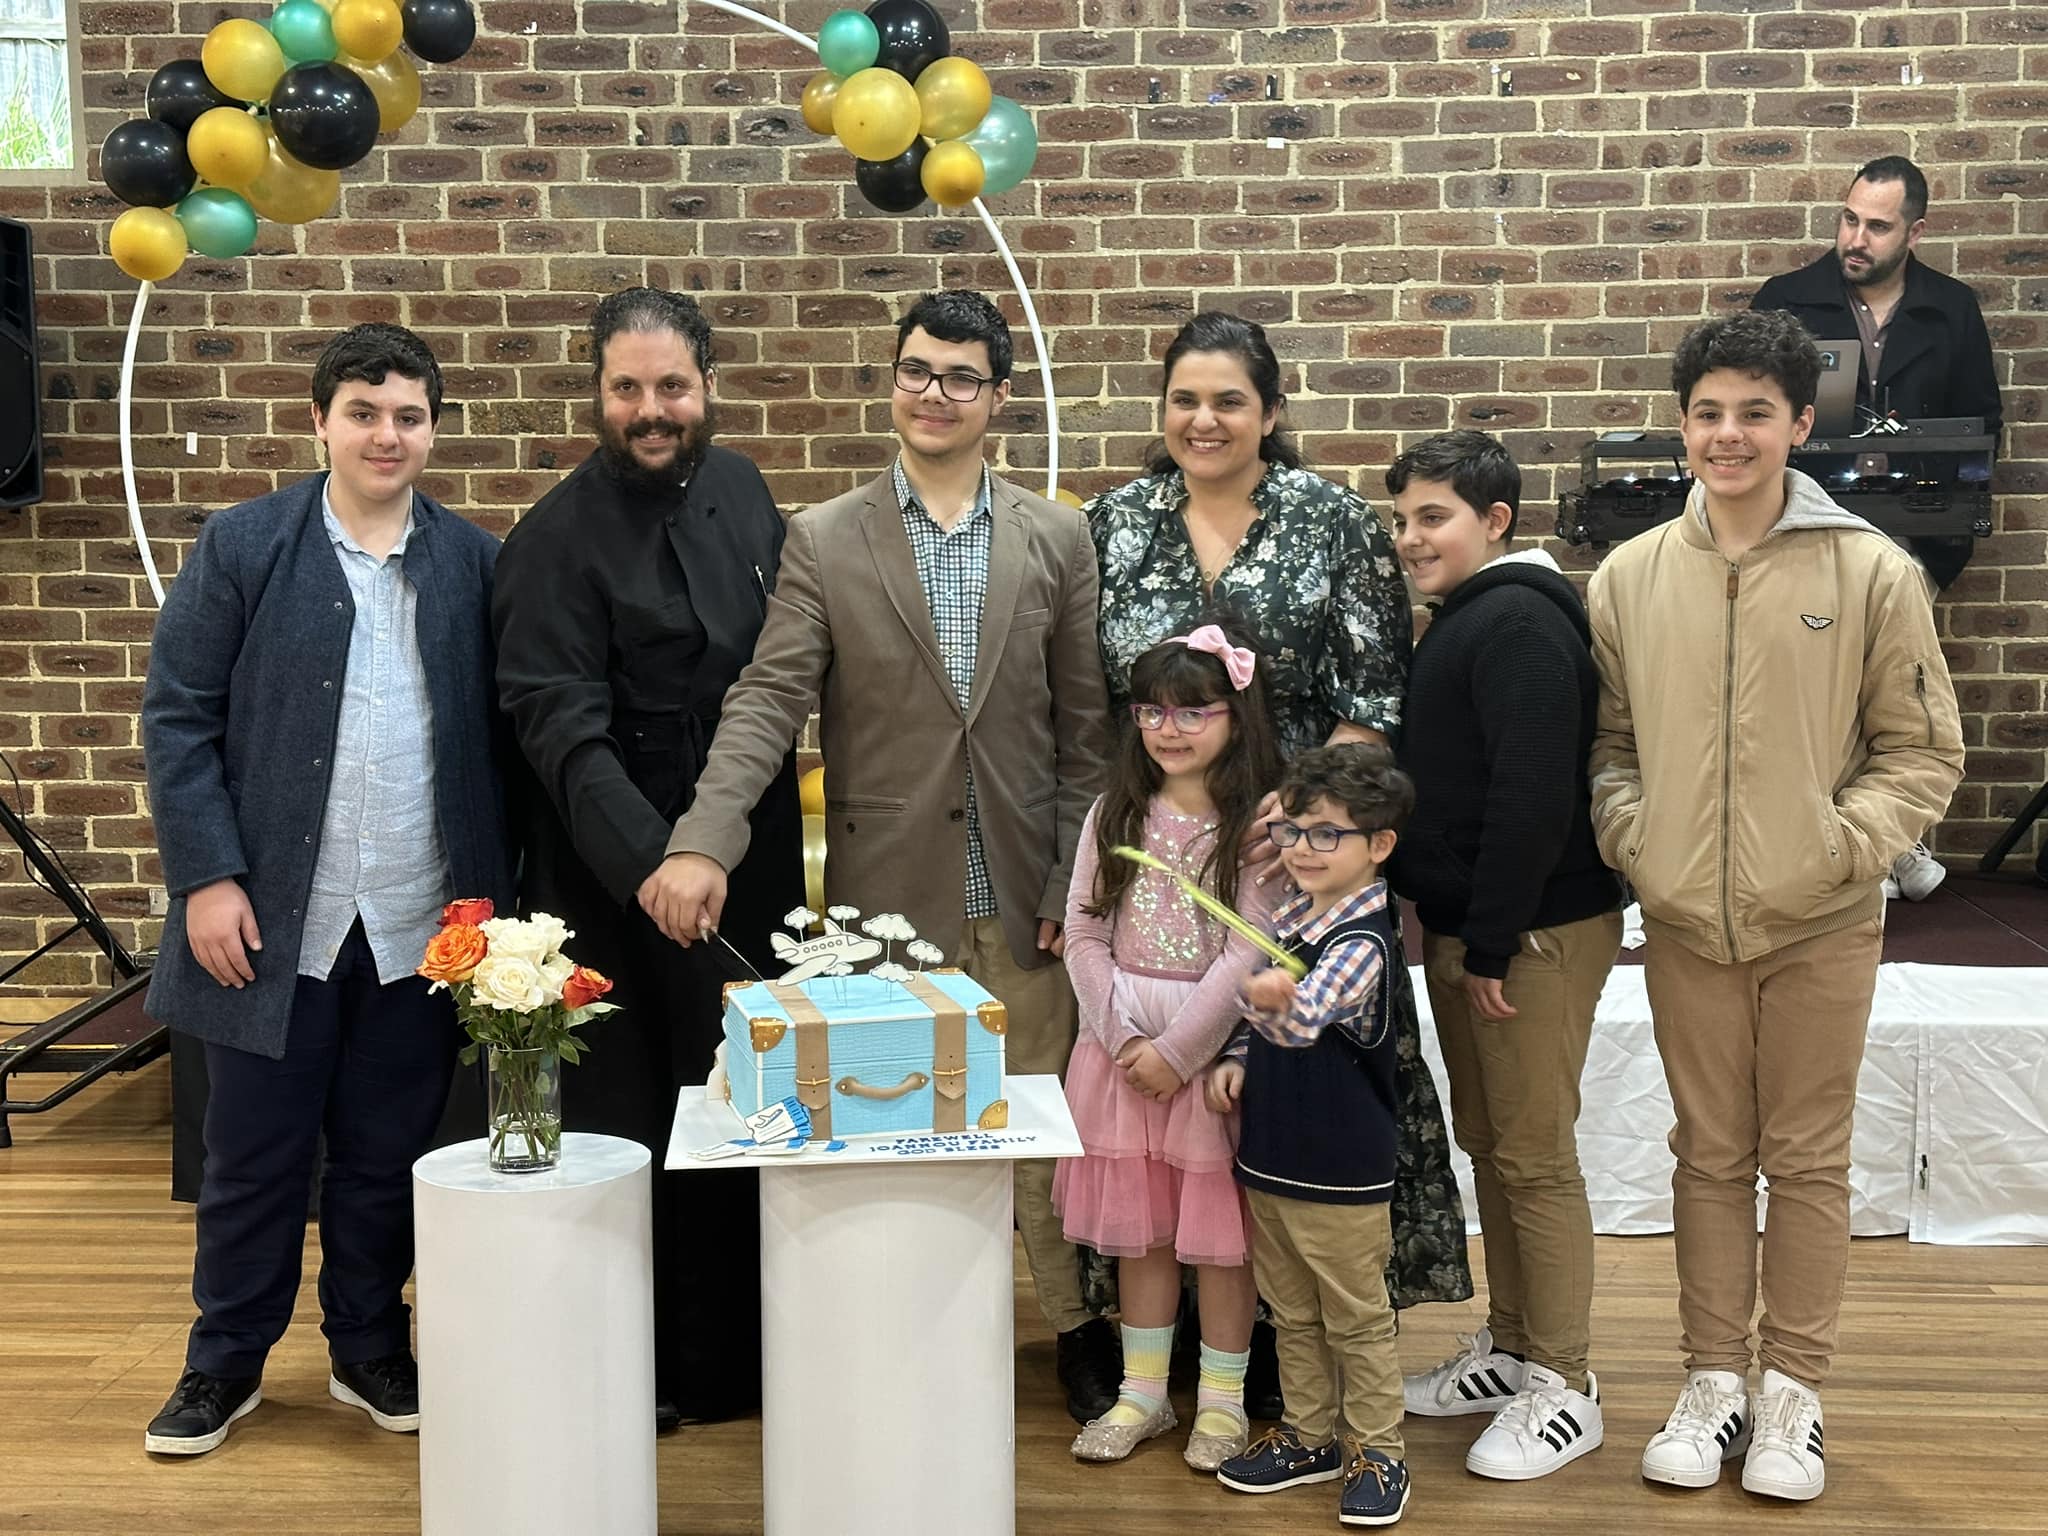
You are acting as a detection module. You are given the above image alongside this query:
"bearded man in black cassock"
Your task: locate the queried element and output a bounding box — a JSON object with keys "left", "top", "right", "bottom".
{"left": 493, "top": 288, "right": 801, "bottom": 1431}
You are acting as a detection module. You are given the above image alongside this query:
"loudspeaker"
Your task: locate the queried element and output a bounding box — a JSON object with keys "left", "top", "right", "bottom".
{"left": 0, "top": 217, "right": 43, "bottom": 511}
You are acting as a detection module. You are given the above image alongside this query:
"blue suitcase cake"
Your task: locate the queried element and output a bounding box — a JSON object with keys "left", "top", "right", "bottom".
{"left": 721, "top": 969, "right": 1008, "bottom": 1141}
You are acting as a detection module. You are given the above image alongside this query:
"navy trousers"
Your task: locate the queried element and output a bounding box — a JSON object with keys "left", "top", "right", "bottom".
{"left": 185, "top": 922, "right": 457, "bottom": 1379}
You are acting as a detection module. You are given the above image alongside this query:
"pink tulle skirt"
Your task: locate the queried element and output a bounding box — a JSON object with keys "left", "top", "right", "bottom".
{"left": 1051, "top": 969, "right": 1250, "bottom": 1268}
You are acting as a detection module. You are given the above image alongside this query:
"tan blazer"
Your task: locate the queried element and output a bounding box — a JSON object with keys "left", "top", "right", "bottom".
{"left": 667, "top": 470, "right": 1110, "bottom": 969}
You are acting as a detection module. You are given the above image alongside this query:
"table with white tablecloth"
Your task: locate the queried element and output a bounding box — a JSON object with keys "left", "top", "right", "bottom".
{"left": 1413, "top": 961, "right": 2048, "bottom": 1245}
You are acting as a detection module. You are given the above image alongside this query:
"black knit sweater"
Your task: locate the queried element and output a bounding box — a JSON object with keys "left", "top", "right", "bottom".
{"left": 1389, "top": 554, "right": 1622, "bottom": 979}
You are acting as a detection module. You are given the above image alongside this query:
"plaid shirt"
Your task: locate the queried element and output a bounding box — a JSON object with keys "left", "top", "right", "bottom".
{"left": 893, "top": 456, "right": 997, "bottom": 920}
{"left": 1235, "top": 880, "right": 1390, "bottom": 1050}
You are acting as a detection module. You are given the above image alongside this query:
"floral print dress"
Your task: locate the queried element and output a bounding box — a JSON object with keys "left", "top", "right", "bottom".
{"left": 1086, "top": 462, "right": 1474, "bottom": 1309}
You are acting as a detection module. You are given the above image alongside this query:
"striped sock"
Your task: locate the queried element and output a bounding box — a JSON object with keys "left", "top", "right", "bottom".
{"left": 1097, "top": 1322, "right": 1175, "bottom": 1426}
{"left": 1193, "top": 1342, "right": 1250, "bottom": 1437}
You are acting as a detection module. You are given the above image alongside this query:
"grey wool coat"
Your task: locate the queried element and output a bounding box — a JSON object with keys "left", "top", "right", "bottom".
{"left": 141, "top": 474, "right": 513, "bottom": 1059}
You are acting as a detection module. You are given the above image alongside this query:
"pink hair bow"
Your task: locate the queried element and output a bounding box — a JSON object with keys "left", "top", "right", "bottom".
{"left": 1170, "top": 624, "right": 1256, "bottom": 692}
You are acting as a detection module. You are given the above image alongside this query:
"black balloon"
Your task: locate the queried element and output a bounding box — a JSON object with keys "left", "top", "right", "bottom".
{"left": 402, "top": 0, "right": 476, "bottom": 64}
{"left": 865, "top": 0, "right": 948, "bottom": 82}
{"left": 101, "top": 119, "right": 196, "bottom": 208}
{"left": 269, "top": 62, "right": 381, "bottom": 172}
{"left": 855, "top": 139, "right": 929, "bottom": 214}
{"left": 145, "top": 59, "right": 239, "bottom": 132}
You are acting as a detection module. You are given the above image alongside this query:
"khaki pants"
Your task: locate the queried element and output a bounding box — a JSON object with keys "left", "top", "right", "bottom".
{"left": 1645, "top": 918, "right": 1883, "bottom": 1390}
{"left": 960, "top": 916, "right": 1090, "bottom": 1334}
{"left": 1246, "top": 1189, "right": 1403, "bottom": 1457}
{"left": 1424, "top": 911, "right": 1621, "bottom": 1388}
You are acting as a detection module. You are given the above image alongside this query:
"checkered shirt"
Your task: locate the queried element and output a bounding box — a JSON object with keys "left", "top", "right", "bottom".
{"left": 893, "top": 456, "right": 997, "bottom": 920}
{"left": 1236, "top": 880, "right": 1391, "bottom": 1049}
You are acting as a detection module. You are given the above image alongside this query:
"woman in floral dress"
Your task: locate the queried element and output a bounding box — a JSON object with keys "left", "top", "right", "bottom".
{"left": 1085, "top": 311, "right": 1472, "bottom": 1313}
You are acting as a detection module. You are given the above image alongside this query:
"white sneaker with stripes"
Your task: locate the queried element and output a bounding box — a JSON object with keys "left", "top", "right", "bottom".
{"left": 1401, "top": 1328, "right": 1524, "bottom": 1417}
{"left": 1641, "top": 1369, "right": 1751, "bottom": 1488}
{"left": 1741, "top": 1369, "right": 1825, "bottom": 1501}
{"left": 1465, "top": 1364, "right": 1603, "bottom": 1480}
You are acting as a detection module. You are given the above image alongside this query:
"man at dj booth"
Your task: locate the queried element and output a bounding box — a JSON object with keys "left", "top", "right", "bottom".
{"left": 1750, "top": 153, "right": 2001, "bottom": 901}
{"left": 1749, "top": 153, "right": 2003, "bottom": 586}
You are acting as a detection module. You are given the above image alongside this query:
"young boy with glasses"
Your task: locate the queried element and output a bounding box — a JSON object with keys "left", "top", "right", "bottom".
{"left": 1206, "top": 742, "right": 1418, "bottom": 1527}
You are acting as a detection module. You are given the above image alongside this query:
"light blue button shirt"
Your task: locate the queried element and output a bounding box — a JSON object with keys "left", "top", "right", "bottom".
{"left": 297, "top": 485, "right": 453, "bottom": 983}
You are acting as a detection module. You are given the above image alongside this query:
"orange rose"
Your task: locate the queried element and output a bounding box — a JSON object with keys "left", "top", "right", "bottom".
{"left": 419, "top": 923, "right": 488, "bottom": 984}
{"left": 441, "top": 897, "right": 495, "bottom": 928}
{"left": 562, "top": 966, "right": 613, "bottom": 1011}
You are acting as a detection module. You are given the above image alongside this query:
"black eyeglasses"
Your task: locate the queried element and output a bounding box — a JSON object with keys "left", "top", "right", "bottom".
{"left": 1131, "top": 703, "right": 1230, "bottom": 734}
{"left": 893, "top": 360, "right": 997, "bottom": 403}
{"left": 1268, "top": 820, "right": 1378, "bottom": 853}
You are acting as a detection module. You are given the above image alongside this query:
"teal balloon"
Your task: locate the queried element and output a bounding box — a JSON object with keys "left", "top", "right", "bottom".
{"left": 817, "top": 9, "right": 879, "bottom": 78}
{"left": 270, "top": 0, "right": 338, "bottom": 63}
{"left": 962, "top": 96, "right": 1037, "bottom": 197}
{"left": 176, "top": 187, "right": 259, "bottom": 258}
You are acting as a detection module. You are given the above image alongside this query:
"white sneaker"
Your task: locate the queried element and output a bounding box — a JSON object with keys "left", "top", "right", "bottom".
{"left": 1892, "top": 842, "right": 1946, "bottom": 902}
{"left": 1402, "top": 1327, "right": 1525, "bottom": 1417}
{"left": 1641, "top": 1369, "right": 1750, "bottom": 1488}
{"left": 1881, "top": 875, "right": 1902, "bottom": 900}
{"left": 1465, "top": 1363, "right": 1603, "bottom": 1480}
{"left": 1741, "top": 1369, "right": 1825, "bottom": 1501}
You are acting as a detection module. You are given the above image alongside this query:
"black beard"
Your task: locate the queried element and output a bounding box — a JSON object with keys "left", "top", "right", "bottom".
{"left": 1838, "top": 246, "right": 1906, "bottom": 291}
{"left": 595, "top": 399, "right": 716, "bottom": 496}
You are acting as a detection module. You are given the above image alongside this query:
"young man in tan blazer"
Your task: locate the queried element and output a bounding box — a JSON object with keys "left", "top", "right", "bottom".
{"left": 642, "top": 290, "right": 1121, "bottom": 1421}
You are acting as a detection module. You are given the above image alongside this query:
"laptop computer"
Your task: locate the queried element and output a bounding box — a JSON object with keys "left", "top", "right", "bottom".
{"left": 1810, "top": 339, "right": 1861, "bottom": 438}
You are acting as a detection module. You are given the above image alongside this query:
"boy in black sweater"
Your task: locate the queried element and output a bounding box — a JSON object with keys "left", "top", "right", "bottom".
{"left": 1385, "top": 431, "right": 1624, "bottom": 1482}
{"left": 1208, "top": 744, "right": 1416, "bottom": 1527}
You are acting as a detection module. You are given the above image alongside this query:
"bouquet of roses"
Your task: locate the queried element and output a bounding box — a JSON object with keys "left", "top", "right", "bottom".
{"left": 418, "top": 899, "right": 618, "bottom": 1168}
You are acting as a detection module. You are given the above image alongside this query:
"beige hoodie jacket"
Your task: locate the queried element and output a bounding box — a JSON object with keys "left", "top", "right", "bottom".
{"left": 1586, "top": 469, "right": 1964, "bottom": 965}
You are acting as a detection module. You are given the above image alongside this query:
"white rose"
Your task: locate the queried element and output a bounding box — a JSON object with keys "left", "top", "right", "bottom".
{"left": 537, "top": 952, "right": 575, "bottom": 1001}
{"left": 470, "top": 954, "right": 549, "bottom": 1014}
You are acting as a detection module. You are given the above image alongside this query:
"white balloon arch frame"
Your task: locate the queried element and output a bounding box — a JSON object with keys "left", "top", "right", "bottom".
{"left": 116, "top": 0, "right": 1065, "bottom": 609}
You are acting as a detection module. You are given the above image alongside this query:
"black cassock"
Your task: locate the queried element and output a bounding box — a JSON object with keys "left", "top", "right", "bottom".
{"left": 494, "top": 445, "right": 801, "bottom": 1418}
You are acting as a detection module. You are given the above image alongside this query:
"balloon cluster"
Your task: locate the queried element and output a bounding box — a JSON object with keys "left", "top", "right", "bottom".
{"left": 800, "top": 0, "right": 1039, "bottom": 214}
{"left": 100, "top": 0, "right": 478, "bottom": 282}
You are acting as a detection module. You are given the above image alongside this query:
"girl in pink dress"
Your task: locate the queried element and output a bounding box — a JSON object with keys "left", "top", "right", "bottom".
{"left": 1054, "top": 622, "right": 1280, "bottom": 1471}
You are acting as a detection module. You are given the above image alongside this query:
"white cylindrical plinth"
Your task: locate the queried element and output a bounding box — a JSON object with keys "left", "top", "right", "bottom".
{"left": 414, "top": 1133, "right": 656, "bottom": 1536}
{"left": 759, "top": 1158, "right": 1015, "bottom": 1536}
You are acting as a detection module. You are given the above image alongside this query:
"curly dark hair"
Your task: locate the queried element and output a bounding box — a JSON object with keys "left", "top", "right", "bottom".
{"left": 1385, "top": 429, "right": 1523, "bottom": 541}
{"left": 311, "top": 323, "right": 444, "bottom": 422}
{"left": 1087, "top": 615, "right": 1283, "bottom": 920}
{"left": 1278, "top": 742, "right": 1415, "bottom": 836}
{"left": 895, "top": 290, "right": 1013, "bottom": 384}
{"left": 590, "top": 287, "right": 715, "bottom": 380}
{"left": 1144, "top": 310, "right": 1303, "bottom": 477}
{"left": 1671, "top": 309, "right": 1823, "bottom": 413}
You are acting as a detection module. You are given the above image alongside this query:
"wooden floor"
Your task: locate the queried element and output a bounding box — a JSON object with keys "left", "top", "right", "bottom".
{"left": 4, "top": 1063, "right": 2046, "bottom": 1536}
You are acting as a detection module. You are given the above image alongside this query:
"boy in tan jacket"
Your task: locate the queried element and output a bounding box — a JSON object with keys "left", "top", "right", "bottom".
{"left": 1586, "top": 309, "right": 1963, "bottom": 1504}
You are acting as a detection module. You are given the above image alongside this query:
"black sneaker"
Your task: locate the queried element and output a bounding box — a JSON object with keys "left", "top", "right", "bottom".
{"left": 329, "top": 1352, "right": 420, "bottom": 1432}
{"left": 1339, "top": 1443, "right": 1411, "bottom": 1527}
{"left": 144, "top": 1368, "right": 262, "bottom": 1456}
{"left": 1216, "top": 1424, "right": 1344, "bottom": 1494}
{"left": 1055, "top": 1317, "right": 1122, "bottom": 1425}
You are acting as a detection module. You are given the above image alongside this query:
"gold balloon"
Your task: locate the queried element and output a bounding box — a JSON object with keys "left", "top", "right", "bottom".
{"left": 201, "top": 18, "right": 288, "bottom": 104}
{"left": 800, "top": 71, "right": 842, "bottom": 136}
{"left": 245, "top": 137, "right": 341, "bottom": 225}
{"left": 331, "top": 0, "right": 404, "bottom": 63}
{"left": 345, "top": 49, "right": 422, "bottom": 132}
{"left": 798, "top": 765, "right": 826, "bottom": 818}
{"left": 186, "top": 107, "right": 270, "bottom": 193}
{"left": 1051, "top": 486, "right": 1084, "bottom": 509}
{"left": 831, "top": 66, "right": 920, "bottom": 162}
{"left": 801, "top": 814, "right": 828, "bottom": 919}
{"left": 110, "top": 206, "right": 187, "bottom": 283}
{"left": 915, "top": 57, "right": 992, "bottom": 142}
{"left": 920, "top": 138, "right": 985, "bottom": 208}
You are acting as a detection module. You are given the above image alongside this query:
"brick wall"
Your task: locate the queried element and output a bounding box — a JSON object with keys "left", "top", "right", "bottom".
{"left": 1, "top": 0, "right": 2043, "bottom": 992}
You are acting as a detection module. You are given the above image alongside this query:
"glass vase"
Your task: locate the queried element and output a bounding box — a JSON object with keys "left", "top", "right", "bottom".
{"left": 486, "top": 1045, "right": 562, "bottom": 1174}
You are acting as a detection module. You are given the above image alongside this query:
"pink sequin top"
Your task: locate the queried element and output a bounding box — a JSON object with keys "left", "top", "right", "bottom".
{"left": 1064, "top": 795, "right": 1273, "bottom": 1083}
